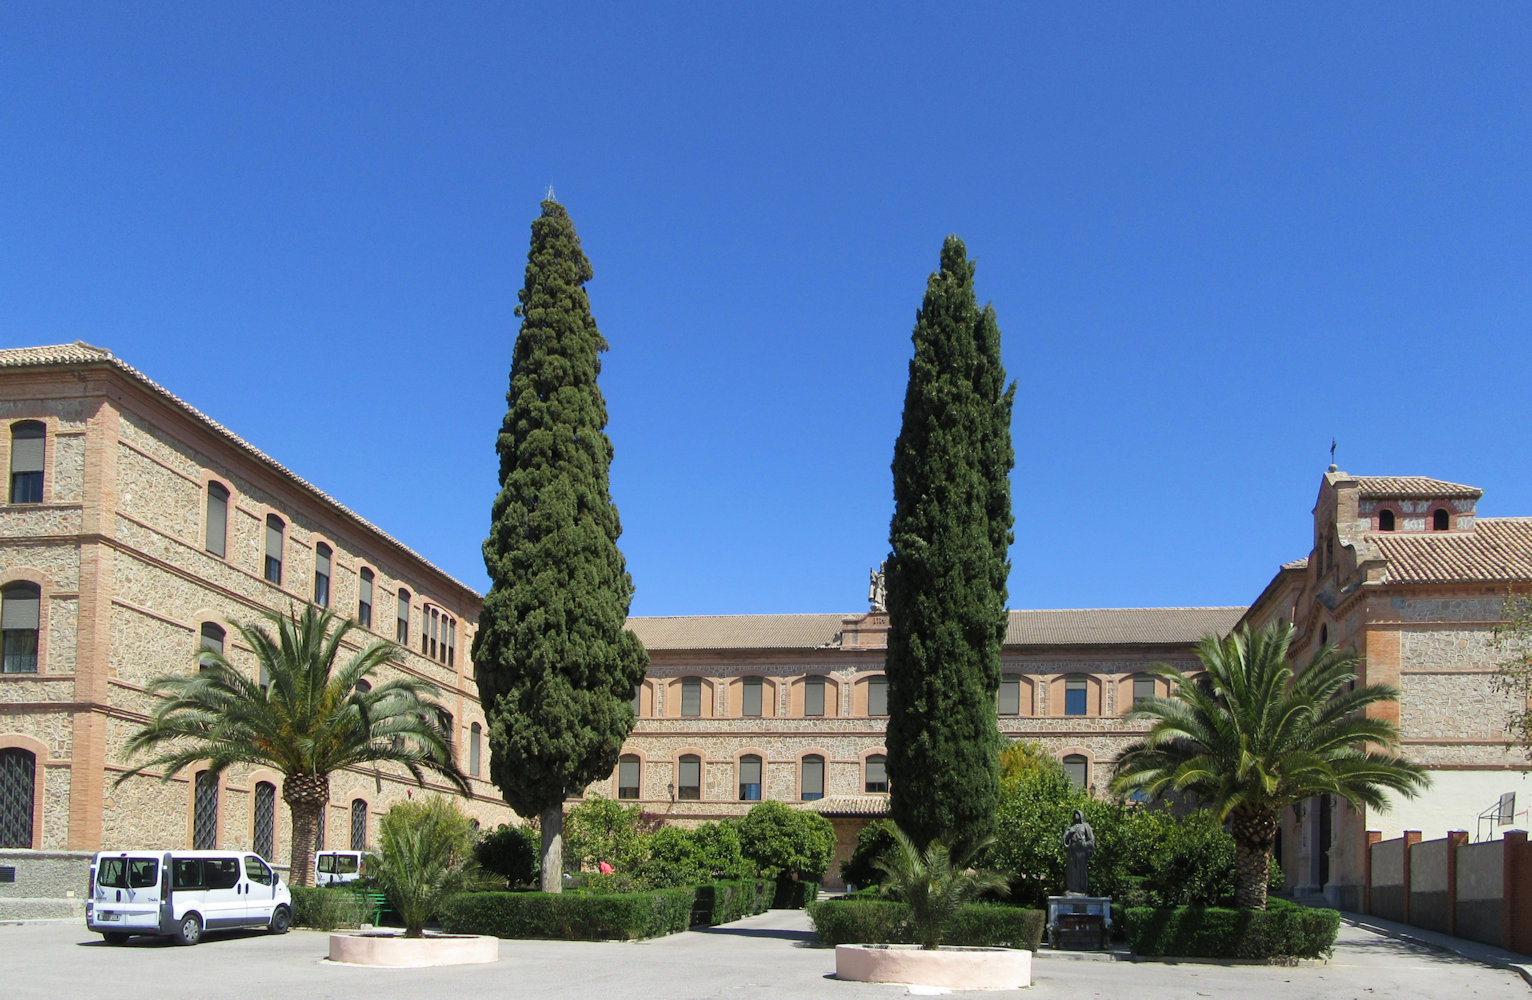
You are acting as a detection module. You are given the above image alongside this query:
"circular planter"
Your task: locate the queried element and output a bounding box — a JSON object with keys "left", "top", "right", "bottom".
{"left": 328, "top": 931, "right": 499, "bottom": 968}
{"left": 835, "top": 943, "right": 1031, "bottom": 990}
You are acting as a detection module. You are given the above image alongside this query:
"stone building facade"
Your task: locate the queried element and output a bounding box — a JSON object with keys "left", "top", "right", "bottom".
{"left": 0, "top": 343, "right": 514, "bottom": 870}
{"left": 1240, "top": 471, "right": 1532, "bottom": 908}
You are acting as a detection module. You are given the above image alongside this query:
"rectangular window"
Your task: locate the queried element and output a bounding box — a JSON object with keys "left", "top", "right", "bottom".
{"left": 396, "top": 591, "right": 410, "bottom": 644}
{"left": 446, "top": 618, "right": 456, "bottom": 667}
{"left": 865, "top": 755, "right": 888, "bottom": 794}
{"left": 631, "top": 684, "right": 642, "bottom": 716}
{"left": 804, "top": 676, "right": 825, "bottom": 717}
{"left": 678, "top": 755, "right": 701, "bottom": 800}
{"left": 264, "top": 516, "right": 284, "bottom": 585}
{"left": 313, "top": 543, "right": 331, "bottom": 607}
{"left": 681, "top": 677, "right": 701, "bottom": 717}
{"left": 469, "top": 724, "right": 482, "bottom": 777}
{"left": 998, "top": 675, "right": 1022, "bottom": 716}
{"left": 9, "top": 422, "right": 44, "bottom": 504}
{"left": 867, "top": 675, "right": 887, "bottom": 716}
{"left": 2, "top": 583, "right": 40, "bottom": 675}
{"left": 1065, "top": 678, "right": 1087, "bottom": 716}
{"left": 800, "top": 755, "right": 824, "bottom": 801}
{"left": 205, "top": 483, "right": 228, "bottom": 557}
{"left": 358, "top": 569, "right": 373, "bottom": 628}
{"left": 618, "top": 756, "right": 640, "bottom": 799}
{"left": 741, "top": 677, "right": 762, "bottom": 717}
{"left": 1132, "top": 676, "right": 1156, "bottom": 706}
{"left": 739, "top": 756, "right": 762, "bottom": 801}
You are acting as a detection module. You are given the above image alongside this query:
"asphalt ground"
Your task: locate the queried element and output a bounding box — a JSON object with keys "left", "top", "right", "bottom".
{"left": 0, "top": 909, "right": 1526, "bottom": 1000}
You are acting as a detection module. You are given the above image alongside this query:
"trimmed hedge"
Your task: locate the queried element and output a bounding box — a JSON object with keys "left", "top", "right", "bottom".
{"left": 1123, "top": 900, "right": 1341, "bottom": 959}
{"left": 439, "top": 888, "right": 694, "bottom": 941}
{"left": 807, "top": 898, "right": 1046, "bottom": 951}
{"left": 772, "top": 879, "right": 820, "bottom": 909}
{"left": 290, "top": 885, "right": 367, "bottom": 930}
{"left": 692, "top": 879, "right": 775, "bottom": 926}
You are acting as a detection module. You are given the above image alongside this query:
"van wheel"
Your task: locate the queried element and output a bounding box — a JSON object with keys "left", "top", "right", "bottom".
{"left": 102, "top": 932, "right": 129, "bottom": 945}
{"left": 268, "top": 905, "right": 291, "bottom": 934}
{"left": 175, "top": 913, "right": 203, "bottom": 946}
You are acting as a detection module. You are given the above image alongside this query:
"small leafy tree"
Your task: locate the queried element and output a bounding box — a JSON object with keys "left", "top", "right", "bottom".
{"left": 474, "top": 823, "right": 540, "bottom": 888}
{"left": 636, "top": 822, "right": 753, "bottom": 888}
{"left": 999, "top": 740, "right": 1062, "bottom": 789}
{"left": 563, "top": 795, "right": 654, "bottom": 873}
{"left": 840, "top": 819, "right": 898, "bottom": 890}
{"left": 875, "top": 826, "right": 1009, "bottom": 950}
{"left": 735, "top": 801, "right": 835, "bottom": 883}
{"left": 375, "top": 796, "right": 479, "bottom": 938}
{"left": 1492, "top": 592, "right": 1532, "bottom": 753}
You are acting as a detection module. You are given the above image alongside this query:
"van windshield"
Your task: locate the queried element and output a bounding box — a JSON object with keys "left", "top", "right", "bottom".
{"left": 98, "top": 857, "right": 158, "bottom": 889}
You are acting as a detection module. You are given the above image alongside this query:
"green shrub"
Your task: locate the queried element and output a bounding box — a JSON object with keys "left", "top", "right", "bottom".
{"left": 1123, "top": 903, "right": 1341, "bottom": 959}
{"left": 637, "top": 822, "right": 754, "bottom": 888}
{"left": 290, "top": 885, "right": 366, "bottom": 930}
{"left": 840, "top": 819, "right": 897, "bottom": 890}
{"left": 475, "top": 823, "right": 540, "bottom": 888}
{"left": 772, "top": 878, "right": 820, "bottom": 908}
{"left": 376, "top": 795, "right": 479, "bottom": 937}
{"left": 563, "top": 796, "right": 654, "bottom": 873}
{"left": 578, "top": 871, "right": 648, "bottom": 894}
{"left": 691, "top": 879, "right": 774, "bottom": 925}
{"left": 807, "top": 899, "right": 1045, "bottom": 951}
{"left": 439, "top": 888, "right": 695, "bottom": 940}
{"left": 736, "top": 801, "right": 835, "bottom": 881}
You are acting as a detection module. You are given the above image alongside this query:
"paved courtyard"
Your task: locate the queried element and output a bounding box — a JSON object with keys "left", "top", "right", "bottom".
{"left": 1, "top": 909, "right": 1526, "bottom": 999}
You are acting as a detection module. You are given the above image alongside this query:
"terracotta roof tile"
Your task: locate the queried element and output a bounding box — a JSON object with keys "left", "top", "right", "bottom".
{"left": 1353, "top": 476, "right": 1482, "bottom": 500}
{"left": 628, "top": 607, "right": 1246, "bottom": 651}
{"left": 1371, "top": 517, "right": 1532, "bottom": 584}
{"left": 0, "top": 343, "right": 476, "bottom": 595}
{"left": 794, "top": 794, "right": 891, "bottom": 817}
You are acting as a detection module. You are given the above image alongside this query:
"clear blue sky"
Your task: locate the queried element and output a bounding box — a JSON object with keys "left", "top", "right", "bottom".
{"left": 4, "top": 4, "right": 1529, "bottom": 616}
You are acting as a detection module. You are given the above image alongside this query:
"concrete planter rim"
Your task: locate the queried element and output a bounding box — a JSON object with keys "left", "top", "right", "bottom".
{"left": 327, "top": 930, "right": 500, "bottom": 968}
{"left": 834, "top": 942, "right": 1032, "bottom": 989}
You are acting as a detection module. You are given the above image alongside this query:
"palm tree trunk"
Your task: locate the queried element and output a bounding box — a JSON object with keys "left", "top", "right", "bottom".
{"left": 283, "top": 773, "right": 330, "bottom": 888}
{"left": 540, "top": 803, "right": 563, "bottom": 894}
{"left": 1229, "top": 806, "right": 1276, "bottom": 910}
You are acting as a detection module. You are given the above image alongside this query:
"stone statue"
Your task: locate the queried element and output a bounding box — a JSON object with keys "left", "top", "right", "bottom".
{"left": 867, "top": 562, "right": 887, "bottom": 613}
{"left": 1063, "top": 808, "right": 1095, "bottom": 895}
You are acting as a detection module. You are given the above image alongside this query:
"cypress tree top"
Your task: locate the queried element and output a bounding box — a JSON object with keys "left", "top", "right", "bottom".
{"left": 474, "top": 199, "right": 648, "bottom": 830}
{"left": 884, "top": 235, "right": 1015, "bottom": 852}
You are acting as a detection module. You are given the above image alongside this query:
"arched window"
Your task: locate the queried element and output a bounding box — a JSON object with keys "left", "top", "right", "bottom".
{"left": 355, "top": 679, "right": 371, "bottom": 694}
{"left": 0, "top": 748, "right": 37, "bottom": 847}
{"left": 198, "top": 622, "right": 225, "bottom": 673}
{"left": 1433, "top": 509, "right": 1450, "bottom": 531}
{"left": 631, "top": 683, "right": 643, "bottom": 716}
{"left": 1378, "top": 509, "right": 1395, "bottom": 531}
{"left": 680, "top": 677, "right": 702, "bottom": 718}
{"left": 263, "top": 515, "right": 284, "bottom": 585}
{"left": 738, "top": 754, "right": 762, "bottom": 801}
{"left": 357, "top": 568, "right": 374, "bottom": 627}
{"left": 1, "top": 581, "right": 41, "bottom": 674}
{"left": 436, "top": 709, "right": 455, "bottom": 762}
{"left": 469, "top": 723, "right": 482, "bottom": 777}
{"left": 8, "top": 421, "right": 45, "bottom": 503}
{"left": 205, "top": 482, "right": 229, "bottom": 556}
{"left": 998, "top": 674, "right": 1023, "bottom": 716}
{"left": 253, "top": 781, "right": 276, "bottom": 860}
{"left": 193, "top": 771, "right": 218, "bottom": 849}
{"left": 677, "top": 754, "right": 701, "bottom": 800}
{"left": 866, "top": 675, "right": 888, "bottom": 717}
{"left": 800, "top": 754, "right": 825, "bottom": 801}
{"left": 396, "top": 589, "right": 410, "bottom": 644}
{"left": 1064, "top": 676, "right": 1088, "bottom": 716}
{"left": 1132, "top": 675, "right": 1156, "bottom": 707}
{"left": 865, "top": 754, "right": 888, "bottom": 794}
{"left": 313, "top": 542, "right": 332, "bottom": 607}
{"left": 350, "top": 799, "right": 368, "bottom": 850}
{"left": 741, "top": 676, "right": 763, "bottom": 717}
{"left": 804, "top": 676, "right": 826, "bottom": 717}
{"left": 617, "top": 754, "right": 641, "bottom": 799}
{"left": 1062, "top": 754, "right": 1088, "bottom": 789}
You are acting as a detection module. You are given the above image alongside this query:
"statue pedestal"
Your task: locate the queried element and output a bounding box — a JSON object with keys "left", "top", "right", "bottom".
{"left": 1046, "top": 895, "right": 1112, "bottom": 950}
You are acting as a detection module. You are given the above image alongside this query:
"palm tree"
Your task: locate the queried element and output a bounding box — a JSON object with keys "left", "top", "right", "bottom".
{"left": 117, "top": 605, "right": 468, "bottom": 887}
{"left": 375, "top": 796, "right": 479, "bottom": 937}
{"left": 875, "top": 825, "right": 1009, "bottom": 949}
{"left": 1110, "top": 621, "right": 1428, "bottom": 910}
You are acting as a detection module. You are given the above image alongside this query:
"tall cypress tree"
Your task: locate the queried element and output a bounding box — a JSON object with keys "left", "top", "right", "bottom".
{"left": 884, "top": 235, "right": 1015, "bottom": 852}
{"left": 474, "top": 199, "right": 649, "bottom": 893}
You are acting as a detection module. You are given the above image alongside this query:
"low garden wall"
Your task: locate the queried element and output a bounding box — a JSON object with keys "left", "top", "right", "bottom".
{"left": 1364, "top": 828, "right": 1532, "bottom": 954}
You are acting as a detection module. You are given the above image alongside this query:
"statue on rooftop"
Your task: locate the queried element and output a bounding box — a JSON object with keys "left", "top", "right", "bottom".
{"left": 868, "top": 562, "right": 887, "bottom": 613}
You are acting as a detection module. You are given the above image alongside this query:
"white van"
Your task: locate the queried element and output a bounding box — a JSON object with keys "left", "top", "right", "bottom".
{"left": 314, "top": 850, "right": 368, "bottom": 886}
{"left": 86, "top": 850, "right": 292, "bottom": 945}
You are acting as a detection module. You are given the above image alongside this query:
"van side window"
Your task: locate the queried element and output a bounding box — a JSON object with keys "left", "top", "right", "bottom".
{"left": 173, "top": 859, "right": 204, "bottom": 889}
{"left": 244, "top": 855, "right": 273, "bottom": 886}
{"left": 317, "top": 855, "right": 335, "bottom": 874}
{"left": 205, "top": 858, "right": 241, "bottom": 890}
{"left": 334, "top": 855, "right": 358, "bottom": 875}
{"left": 97, "top": 858, "right": 126, "bottom": 888}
